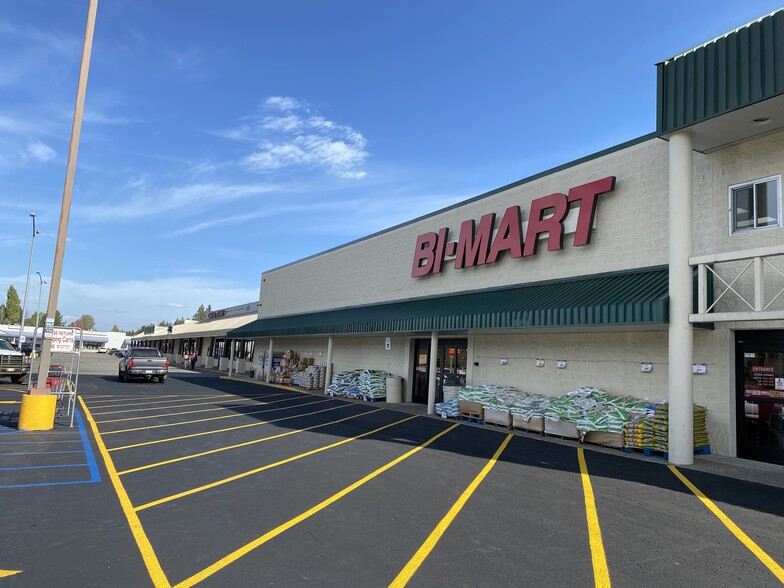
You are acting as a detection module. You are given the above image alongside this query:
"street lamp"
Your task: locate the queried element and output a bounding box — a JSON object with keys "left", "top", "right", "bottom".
{"left": 28, "top": 272, "right": 46, "bottom": 392}
{"left": 31, "top": 272, "right": 46, "bottom": 356}
{"left": 17, "top": 212, "right": 38, "bottom": 348}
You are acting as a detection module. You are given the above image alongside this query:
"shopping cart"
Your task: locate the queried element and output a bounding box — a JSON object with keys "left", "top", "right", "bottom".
{"left": 31, "top": 364, "right": 75, "bottom": 418}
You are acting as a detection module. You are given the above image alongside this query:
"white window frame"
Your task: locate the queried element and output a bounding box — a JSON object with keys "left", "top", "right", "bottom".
{"left": 728, "top": 174, "right": 782, "bottom": 235}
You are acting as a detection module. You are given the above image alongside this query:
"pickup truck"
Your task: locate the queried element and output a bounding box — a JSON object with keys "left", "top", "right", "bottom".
{"left": 118, "top": 347, "right": 168, "bottom": 383}
{"left": 0, "top": 338, "right": 31, "bottom": 383}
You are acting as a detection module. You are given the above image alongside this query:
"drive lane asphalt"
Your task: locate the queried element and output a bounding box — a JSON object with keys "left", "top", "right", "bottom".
{"left": 1, "top": 353, "right": 783, "bottom": 587}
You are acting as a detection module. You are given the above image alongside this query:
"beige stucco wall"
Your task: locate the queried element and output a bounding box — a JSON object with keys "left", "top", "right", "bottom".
{"left": 252, "top": 128, "right": 784, "bottom": 459}
{"left": 260, "top": 137, "right": 671, "bottom": 318}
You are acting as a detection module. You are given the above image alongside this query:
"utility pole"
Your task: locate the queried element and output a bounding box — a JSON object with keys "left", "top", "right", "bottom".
{"left": 17, "top": 213, "right": 37, "bottom": 347}
{"left": 31, "top": 0, "right": 99, "bottom": 395}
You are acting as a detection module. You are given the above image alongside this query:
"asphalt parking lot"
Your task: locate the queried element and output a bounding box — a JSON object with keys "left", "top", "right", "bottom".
{"left": 1, "top": 353, "right": 783, "bottom": 587}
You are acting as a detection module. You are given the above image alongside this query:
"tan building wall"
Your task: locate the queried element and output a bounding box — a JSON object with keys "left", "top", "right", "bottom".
{"left": 260, "top": 138, "right": 671, "bottom": 318}
{"left": 253, "top": 128, "right": 784, "bottom": 459}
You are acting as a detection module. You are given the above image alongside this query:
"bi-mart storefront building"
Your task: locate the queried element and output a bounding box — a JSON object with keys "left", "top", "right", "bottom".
{"left": 229, "top": 10, "right": 784, "bottom": 467}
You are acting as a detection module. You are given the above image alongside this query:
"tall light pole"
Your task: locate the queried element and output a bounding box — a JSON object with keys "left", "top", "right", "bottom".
{"left": 33, "top": 0, "right": 99, "bottom": 394}
{"left": 18, "top": 212, "right": 38, "bottom": 347}
{"left": 28, "top": 272, "right": 46, "bottom": 393}
{"left": 31, "top": 272, "right": 46, "bottom": 356}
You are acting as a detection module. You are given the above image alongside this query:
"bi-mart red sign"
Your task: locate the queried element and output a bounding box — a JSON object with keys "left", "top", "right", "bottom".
{"left": 411, "top": 176, "right": 616, "bottom": 277}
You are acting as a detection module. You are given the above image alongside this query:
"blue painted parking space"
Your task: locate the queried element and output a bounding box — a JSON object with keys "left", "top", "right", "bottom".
{"left": 0, "top": 408, "right": 101, "bottom": 489}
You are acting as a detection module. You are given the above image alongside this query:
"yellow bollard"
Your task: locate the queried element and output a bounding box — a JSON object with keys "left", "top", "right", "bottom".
{"left": 18, "top": 394, "right": 57, "bottom": 431}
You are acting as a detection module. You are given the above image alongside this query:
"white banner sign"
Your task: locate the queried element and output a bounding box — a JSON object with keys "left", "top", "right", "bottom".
{"left": 51, "top": 328, "right": 75, "bottom": 353}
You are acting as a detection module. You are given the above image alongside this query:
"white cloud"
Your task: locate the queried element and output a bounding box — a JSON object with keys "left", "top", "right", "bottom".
{"left": 222, "top": 97, "right": 369, "bottom": 179}
{"left": 25, "top": 140, "right": 56, "bottom": 162}
{"left": 0, "top": 114, "right": 50, "bottom": 136}
{"left": 264, "top": 97, "right": 301, "bottom": 111}
{"left": 77, "top": 181, "right": 281, "bottom": 223}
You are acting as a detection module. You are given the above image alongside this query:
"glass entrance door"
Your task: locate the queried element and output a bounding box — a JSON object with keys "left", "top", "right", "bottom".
{"left": 412, "top": 339, "right": 430, "bottom": 404}
{"left": 735, "top": 331, "right": 784, "bottom": 465}
{"left": 437, "top": 341, "right": 468, "bottom": 402}
{"left": 411, "top": 338, "right": 468, "bottom": 405}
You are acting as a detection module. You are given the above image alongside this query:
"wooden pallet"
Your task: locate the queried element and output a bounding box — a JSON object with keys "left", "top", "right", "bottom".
{"left": 623, "top": 445, "right": 711, "bottom": 459}
{"left": 512, "top": 426, "right": 544, "bottom": 436}
{"left": 485, "top": 420, "right": 512, "bottom": 430}
{"left": 459, "top": 414, "right": 484, "bottom": 425}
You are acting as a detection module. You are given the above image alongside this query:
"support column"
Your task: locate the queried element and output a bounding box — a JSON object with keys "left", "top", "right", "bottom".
{"left": 266, "top": 338, "right": 274, "bottom": 383}
{"left": 668, "top": 131, "right": 694, "bottom": 466}
{"left": 228, "top": 340, "right": 235, "bottom": 378}
{"left": 325, "top": 336, "right": 334, "bottom": 394}
{"left": 427, "top": 331, "right": 438, "bottom": 415}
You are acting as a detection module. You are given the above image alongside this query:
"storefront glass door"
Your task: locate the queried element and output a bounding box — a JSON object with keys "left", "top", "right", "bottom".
{"left": 411, "top": 338, "right": 468, "bottom": 405}
{"left": 735, "top": 331, "right": 784, "bottom": 465}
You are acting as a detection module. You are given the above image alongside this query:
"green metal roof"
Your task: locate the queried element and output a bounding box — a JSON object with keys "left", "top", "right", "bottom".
{"left": 657, "top": 9, "right": 784, "bottom": 134}
{"left": 228, "top": 266, "right": 669, "bottom": 339}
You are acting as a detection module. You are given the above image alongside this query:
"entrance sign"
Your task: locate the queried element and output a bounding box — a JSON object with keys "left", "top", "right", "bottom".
{"left": 412, "top": 176, "right": 616, "bottom": 277}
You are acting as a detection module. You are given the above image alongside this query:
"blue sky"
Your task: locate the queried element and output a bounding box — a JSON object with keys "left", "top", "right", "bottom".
{"left": 1, "top": 1, "right": 782, "bottom": 331}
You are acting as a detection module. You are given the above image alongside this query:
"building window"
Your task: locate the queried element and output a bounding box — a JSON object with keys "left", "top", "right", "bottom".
{"left": 729, "top": 175, "right": 782, "bottom": 234}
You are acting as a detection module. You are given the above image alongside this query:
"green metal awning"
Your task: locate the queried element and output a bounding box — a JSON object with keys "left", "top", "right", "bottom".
{"left": 657, "top": 9, "right": 784, "bottom": 136}
{"left": 228, "top": 266, "right": 669, "bottom": 339}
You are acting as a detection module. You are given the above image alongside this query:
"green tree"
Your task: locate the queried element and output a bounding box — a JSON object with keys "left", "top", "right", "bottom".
{"left": 0, "top": 304, "right": 6, "bottom": 323}
{"left": 174, "top": 317, "right": 186, "bottom": 325}
{"left": 193, "top": 304, "right": 206, "bottom": 321}
{"left": 54, "top": 310, "right": 65, "bottom": 326}
{"left": 5, "top": 285, "right": 21, "bottom": 324}
{"left": 78, "top": 314, "right": 96, "bottom": 331}
{"left": 25, "top": 312, "right": 45, "bottom": 327}
{"left": 158, "top": 320, "right": 171, "bottom": 327}
{"left": 111, "top": 325, "right": 121, "bottom": 332}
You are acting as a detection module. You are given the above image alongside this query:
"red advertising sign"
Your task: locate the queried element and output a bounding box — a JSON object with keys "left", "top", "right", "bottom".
{"left": 411, "top": 176, "right": 616, "bottom": 277}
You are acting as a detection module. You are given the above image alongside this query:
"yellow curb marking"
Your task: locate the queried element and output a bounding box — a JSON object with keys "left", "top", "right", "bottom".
{"left": 390, "top": 433, "right": 513, "bottom": 587}
{"left": 172, "top": 422, "right": 460, "bottom": 588}
{"left": 578, "top": 448, "right": 611, "bottom": 588}
{"left": 135, "top": 414, "right": 419, "bottom": 512}
{"left": 669, "top": 465, "right": 784, "bottom": 583}
{"left": 80, "top": 397, "right": 171, "bottom": 588}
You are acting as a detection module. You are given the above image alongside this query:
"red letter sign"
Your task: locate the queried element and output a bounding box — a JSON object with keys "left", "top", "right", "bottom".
{"left": 567, "top": 176, "right": 616, "bottom": 246}
{"left": 523, "top": 193, "right": 569, "bottom": 256}
{"left": 455, "top": 213, "right": 495, "bottom": 269}
{"left": 486, "top": 205, "right": 523, "bottom": 263}
{"left": 411, "top": 232, "right": 438, "bottom": 277}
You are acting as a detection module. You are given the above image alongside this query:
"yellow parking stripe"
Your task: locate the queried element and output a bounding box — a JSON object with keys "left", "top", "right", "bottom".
{"left": 669, "top": 466, "right": 784, "bottom": 582}
{"left": 79, "top": 397, "right": 172, "bottom": 588}
{"left": 89, "top": 392, "right": 284, "bottom": 412}
{"left": 86, "top": 393, "right": 224, "bottom": 405}
{"left": 90, "top": 395, "right": 270, "bottom": 416}
{"left": 135, "top": 414, "right": 419, "bottom": 512}
{"left": 109, "top": 404, "right": 354, "bottom": 452}
{"left": 102, "top": 398, "right": 332, "bottom": 435}
{"left": 577, "top": 448, "right": 611, "bottom": 588}
{"left": 95, "top": 400, "right": 271, "bottom": 424}
{"left": 0, "top": 570, "right": 22, "bottom": 578}
{"left": 118, "top": 408, "right": 384, "bottom": 475}
{"left": 390, "top": 433, "right": 512, "bottom": 587}
{"left": 172, "top": 422, "right": 459, "bottom": 588}
{"left": 86, "top": 393, "right": 232, "bottom": 409}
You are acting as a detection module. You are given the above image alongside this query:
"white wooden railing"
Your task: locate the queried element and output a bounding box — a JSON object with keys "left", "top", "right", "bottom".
{"left": 690, "top": 244, "right": 784, "bottom": 323}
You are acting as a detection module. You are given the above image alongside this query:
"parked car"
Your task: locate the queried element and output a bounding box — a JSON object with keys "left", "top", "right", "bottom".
{"left": 20, "top": 341, "right": 43, "bottom": 357}
{"left": 0, "top": 338, "right": 31, "bottom": 383}
{"left": 118, "top": 347, "right": 168, "bottom": 383}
